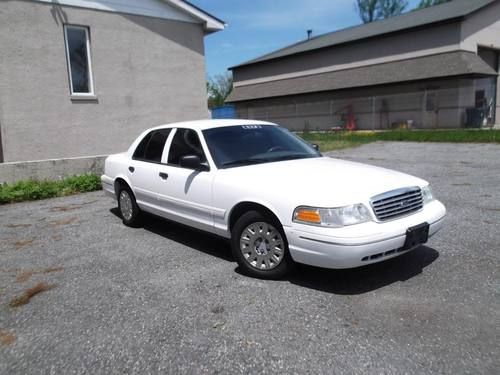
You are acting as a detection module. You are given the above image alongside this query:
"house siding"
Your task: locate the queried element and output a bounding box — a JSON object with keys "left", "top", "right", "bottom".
{"left": 461, "top": 1, "right": 500, "bottom": 51}
{"left": 0, "top": 0, "right": 209, "bottom": 162}
{"left": 461, "top": 0, "right": 500, "bottom": 124}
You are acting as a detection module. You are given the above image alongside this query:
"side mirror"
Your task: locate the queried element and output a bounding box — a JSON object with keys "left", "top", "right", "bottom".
{"left": 179, "top": 155, "right": 209, "bottom": 171}
{"left": 311, "top": 143, "right": 320, "bottom": 151}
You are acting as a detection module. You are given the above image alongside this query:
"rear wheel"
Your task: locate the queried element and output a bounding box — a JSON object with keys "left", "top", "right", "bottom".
{"left": 231, "top": 210, "right": 294, "bottom": 279}
{"left": 117, "top": 187, "right": 141, "bottom": 227}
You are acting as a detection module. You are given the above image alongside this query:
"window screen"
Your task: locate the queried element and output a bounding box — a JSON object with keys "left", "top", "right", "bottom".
{"left": 133, "top": 129, "right": 171, "bottom": 163}
{"left": 168, "top": 129, "right": 206, "bottom": 166}
{"left": 64, "top": 25, "right": 94, "bottom": 95}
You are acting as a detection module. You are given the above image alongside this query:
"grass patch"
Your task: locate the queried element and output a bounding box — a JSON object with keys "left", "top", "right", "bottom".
{"left": 0, "top": 174, "right": 101, "bottom": 205}
{"left": 9, "top": 282, "right": 55, "bottom": 307}
{"left": 300, "top": 129, "right": 500, "bottom": 152}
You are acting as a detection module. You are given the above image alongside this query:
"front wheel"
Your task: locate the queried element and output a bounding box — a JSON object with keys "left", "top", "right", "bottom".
{"left": 117, "top": 187, "right": 141, "bottom": 227}
{"left": 231, "top": 210, "right": 294, "bottom": 279}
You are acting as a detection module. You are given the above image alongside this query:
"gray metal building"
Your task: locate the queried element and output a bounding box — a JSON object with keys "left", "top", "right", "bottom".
{"left": 228, "top": 0, "right": 500, "bottom": 131}
{"left": 0, "top": 0, "right": 224, "bottom": 163}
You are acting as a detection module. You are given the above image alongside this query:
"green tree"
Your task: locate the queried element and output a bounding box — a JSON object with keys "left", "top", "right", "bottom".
{"left": 416, "top": 0, "right": 451, "bottom": 9}
{"left": 355, "top": 0, "right": 379, "bottom": 23}
{"left": 207, "top": 73, "right": 233, "bottom": 109}
{"left": 355, "top": 0, "right": 408, "bottom": 23}
{"left": 377, "top": 0, "right": 408, "bottom": 18}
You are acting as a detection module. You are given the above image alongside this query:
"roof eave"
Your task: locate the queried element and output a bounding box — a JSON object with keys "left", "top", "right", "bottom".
{"left": 166, "top": 0, "right": 225, "bottom": 33}
{"left": 227, "top": 73, "right": 497, "bottom": 103}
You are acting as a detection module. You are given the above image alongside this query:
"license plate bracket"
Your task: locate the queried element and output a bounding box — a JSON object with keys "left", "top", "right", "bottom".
{"left": 403, "top": 222, "right": 429, "bottom": 250}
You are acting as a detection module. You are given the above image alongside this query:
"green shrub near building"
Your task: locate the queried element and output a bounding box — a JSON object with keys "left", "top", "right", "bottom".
{"left": 0, "top": 174, "right": 102, "bottom": 204}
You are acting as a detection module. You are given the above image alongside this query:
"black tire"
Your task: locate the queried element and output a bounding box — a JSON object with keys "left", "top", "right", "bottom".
{"left": 117, "top": 185, "right": 142, "bottom": 227}
{"left": 231, "top": 210, "right": 294, "bottom": 279}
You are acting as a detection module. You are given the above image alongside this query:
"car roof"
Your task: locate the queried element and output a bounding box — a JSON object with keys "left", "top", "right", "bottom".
{"left": 149, "top": 119, "right": 278, "bottom": 132}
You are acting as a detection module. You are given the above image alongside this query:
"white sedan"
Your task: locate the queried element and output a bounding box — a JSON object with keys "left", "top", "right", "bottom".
{"left": 101, "top": 119, "right": 446, "bottom": 279}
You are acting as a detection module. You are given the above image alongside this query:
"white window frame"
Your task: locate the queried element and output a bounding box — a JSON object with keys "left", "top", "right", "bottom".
{"left": 63, "top": 25, "right": 95, "bottom": 97}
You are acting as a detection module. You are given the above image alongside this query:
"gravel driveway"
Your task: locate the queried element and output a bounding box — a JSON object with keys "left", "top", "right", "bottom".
{"left": 0, "top": 142, "right": 499, "bottom": 374}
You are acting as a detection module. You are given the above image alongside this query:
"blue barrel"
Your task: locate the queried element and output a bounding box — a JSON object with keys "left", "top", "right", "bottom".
{"left": 211, "top": 105, "right": 236, "bottom": 119}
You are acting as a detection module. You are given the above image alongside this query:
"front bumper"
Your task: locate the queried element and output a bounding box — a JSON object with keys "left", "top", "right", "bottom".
{"left": 284, "top": 200, "right": 446, "bottom": 269}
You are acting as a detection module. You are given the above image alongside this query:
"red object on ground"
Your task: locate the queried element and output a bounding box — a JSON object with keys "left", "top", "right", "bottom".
{"left": 345, "top": 105, "right": 356, "bottom": 131}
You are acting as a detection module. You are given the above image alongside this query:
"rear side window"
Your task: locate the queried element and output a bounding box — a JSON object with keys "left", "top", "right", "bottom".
{"left": 168, "top": 128, "right": 206, "bottom": 166}
{"left": 133, "top": 129, "right": 171, "bottom": 163}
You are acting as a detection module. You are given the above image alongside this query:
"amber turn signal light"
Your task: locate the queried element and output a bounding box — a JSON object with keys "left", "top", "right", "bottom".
{"left": 294, "top": 208, "right": 321, "bottom": 224}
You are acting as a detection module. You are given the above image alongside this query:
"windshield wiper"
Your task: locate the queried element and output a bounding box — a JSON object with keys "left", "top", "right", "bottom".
{"left": 221, "top": 158, "right": 270, "bottom": 168}
{"left": 268, "top": 154, "right": 312, "bottom": 162}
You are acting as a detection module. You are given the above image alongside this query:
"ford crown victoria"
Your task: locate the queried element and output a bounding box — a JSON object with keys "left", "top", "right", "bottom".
{"left": 101, "top": 120, "right": 446, "bottom": 279}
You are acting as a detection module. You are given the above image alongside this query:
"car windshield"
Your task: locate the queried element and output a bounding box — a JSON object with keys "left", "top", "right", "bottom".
{"left": 203, "top": 124, "right": 321, "bottom": 169}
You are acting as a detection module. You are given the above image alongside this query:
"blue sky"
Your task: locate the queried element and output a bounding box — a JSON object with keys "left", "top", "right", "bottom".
{"left": 190, "top": 0, "right": 420, "bottom": 77}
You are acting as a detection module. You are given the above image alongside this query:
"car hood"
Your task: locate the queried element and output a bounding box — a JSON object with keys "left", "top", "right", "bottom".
{"left": 215, "top": 156, "right": 427, "bottom": 207}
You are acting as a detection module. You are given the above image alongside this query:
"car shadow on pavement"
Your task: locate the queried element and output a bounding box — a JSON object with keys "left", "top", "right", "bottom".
{"left": 110, "top": 209, "right": 234, "bottom": 262}
{"left": 287, "top": 246, "right": 439, "bottom": 295}
{"left": 110, "top": 209, "right": 438, "bottom": 294}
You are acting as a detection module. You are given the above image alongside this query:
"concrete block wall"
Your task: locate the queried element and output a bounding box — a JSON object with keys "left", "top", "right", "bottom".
{"left": 0, "top": 155, "right": 106, "bottom": 184}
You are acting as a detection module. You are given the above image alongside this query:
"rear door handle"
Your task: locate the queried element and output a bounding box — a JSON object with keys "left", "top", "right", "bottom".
{"left": 159, "top": 172, "right": 168, "bottom": 180}
{"left": 128, "top": 166, "right": 135, "bottom": 173}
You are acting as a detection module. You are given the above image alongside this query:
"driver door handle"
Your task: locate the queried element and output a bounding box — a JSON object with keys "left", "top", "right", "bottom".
{"left": 159, "top": 172, "right": 169, "bottom": 180}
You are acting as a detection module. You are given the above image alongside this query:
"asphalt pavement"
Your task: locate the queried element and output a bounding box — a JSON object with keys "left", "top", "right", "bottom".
{"left": 0, "top": 142, "right": 499, "bottom": 374}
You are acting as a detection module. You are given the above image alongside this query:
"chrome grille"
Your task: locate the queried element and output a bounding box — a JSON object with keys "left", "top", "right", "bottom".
{"left": 370, "top": 187, "right": 423, "bottom": 221}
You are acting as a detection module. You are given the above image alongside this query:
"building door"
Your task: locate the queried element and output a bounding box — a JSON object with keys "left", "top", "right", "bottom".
{"left": 423, "top": 91, "right": 438, "bottom": 128}
{"left": 474, "top": 78, "right": 497, "bottom": 126}
{"left": 478, "top": 47, "right": 499, "bottom": 125}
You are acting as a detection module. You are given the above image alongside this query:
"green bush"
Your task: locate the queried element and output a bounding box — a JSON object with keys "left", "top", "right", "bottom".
{"left": 0, "top": 174, "right": 102, "bottom": 205}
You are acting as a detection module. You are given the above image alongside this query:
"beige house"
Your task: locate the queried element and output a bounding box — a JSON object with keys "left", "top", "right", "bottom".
{"left": 0, "top": 0, "right": 224, "bottom": 163}
{"left": 228, "top": 0, "right": 500, "bottom": 131}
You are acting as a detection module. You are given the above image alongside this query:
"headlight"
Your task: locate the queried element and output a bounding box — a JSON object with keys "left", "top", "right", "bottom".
{"left": 293, "top": 204, "right": 372, "bottom": 227}
{"left": 421, "top": 185, "right": 434, "bottom": 204}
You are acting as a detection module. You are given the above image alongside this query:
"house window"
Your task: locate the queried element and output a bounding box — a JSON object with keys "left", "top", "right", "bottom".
{"left": 64, "top": 25, "right": 94, "bottom": 96}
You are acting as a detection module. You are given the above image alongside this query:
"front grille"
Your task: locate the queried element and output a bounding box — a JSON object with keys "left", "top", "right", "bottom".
{"left": 370, "top": 187, "right": 423, "bottom": 221}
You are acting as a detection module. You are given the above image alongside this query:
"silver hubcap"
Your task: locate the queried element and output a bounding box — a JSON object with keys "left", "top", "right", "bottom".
{"left": 119, "top": 190, "right": 134, "bottom": 221}
{"left": 240, "top": 222, "right": 284, "bottom": 270}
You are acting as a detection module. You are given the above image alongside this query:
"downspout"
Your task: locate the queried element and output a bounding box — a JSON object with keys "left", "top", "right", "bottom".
{"left": 0, "top": 103, "right": 3, "bottom": 163}
{"left": 0, "top": 121, "right": 3, "bottom": 163}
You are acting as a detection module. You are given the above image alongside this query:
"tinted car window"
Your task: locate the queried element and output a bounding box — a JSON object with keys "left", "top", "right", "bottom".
{"left": 133, "top": 129, "right": 171, "bottom": 163}
{"left": 168, "top": 128, "right": 206, "bottom": 166}
{"left": 203, "top": 125, "right": 319, "bottom": 168}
